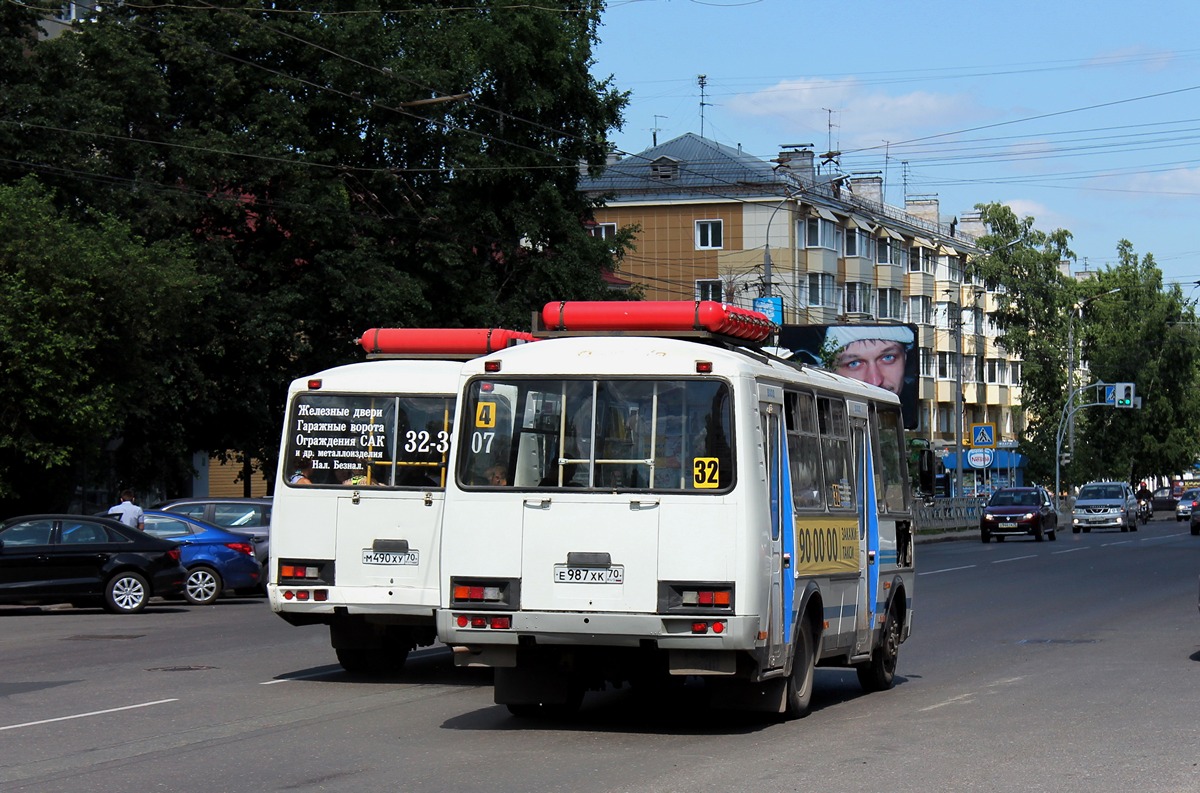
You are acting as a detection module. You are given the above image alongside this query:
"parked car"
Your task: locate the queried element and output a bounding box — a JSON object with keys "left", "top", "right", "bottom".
{"left": 980, "top": 487, "right": 1058, "bottom": 542}
{"left": 1072, "top": 481, "right": 1138, "bottom": 533}
{"left": 142, "top": 511, "right": 262, "bottom": 605}
{"left": 0, "top": 515, "right": 185, "bottom": 613}
{"left": 1175, "top": 489, "right": 1198, "bottom": 522}
{"left": 1190, "top": 500, "right": 1200, "bottom": 537}
{"left": 154, "top": 498, "right": 272, "bottom": 578}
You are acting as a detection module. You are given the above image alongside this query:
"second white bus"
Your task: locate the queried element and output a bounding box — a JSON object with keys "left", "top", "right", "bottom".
{"left": 268, "top": 328, "right": 531, "bottom": 673}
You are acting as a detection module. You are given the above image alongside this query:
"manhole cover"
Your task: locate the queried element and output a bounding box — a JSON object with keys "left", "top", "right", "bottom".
{"left": 147, "top": 665, "right": 218, "bottom": 672}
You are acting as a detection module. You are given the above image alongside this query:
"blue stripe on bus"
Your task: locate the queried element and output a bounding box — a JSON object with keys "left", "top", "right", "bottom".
{"left": 779, "top": 425, "right": 795, "bottom": 644}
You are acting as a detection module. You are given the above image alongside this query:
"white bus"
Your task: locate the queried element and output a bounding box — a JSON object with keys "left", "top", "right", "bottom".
{"left": 268, "top": 328, "right": 531, "bottom": 674}
{"left": 437, "top": 302, "right": 915, "bottom": 716}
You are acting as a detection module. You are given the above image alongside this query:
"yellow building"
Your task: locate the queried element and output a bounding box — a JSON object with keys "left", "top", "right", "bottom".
{"left": 582, "top": 134, "right": 1024, "bottom": 490}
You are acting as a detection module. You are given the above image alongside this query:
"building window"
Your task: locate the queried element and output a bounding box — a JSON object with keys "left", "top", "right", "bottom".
{"left": 909, "top": 245, "right": 934, "bottom": 273}
{"left": 805, "top": 217, "right": 841, "bottom": 251}
{"left": 806, "top": 273, "right": 835, "bottom": 308}
{"left": 935, "top": 301, "right": 959, "bottom": 330}
{"left": 937, "top": 351, "right": 957, "bottom": 380}
{"left": 696, "top": 279, "right": 724, "bottom": 302}
{"left": 877, "top": 289, "right": 904, "bottom": 321}
{"left": 1011, "top": 361, "right": 1022, "bottom": 385}
{"left": 588, "top": 222, "right": 617, "bottom": 239}
{"left": 920, "top": 347, "right": 934, "bottom": 377}
{"left": 946, "top": 255, "right": 963, "bottom": 283}
{"left": 909, "top": 295, "right": 932, "bottom": 325}
{"left": 845, "top": 229, "right": 875, "bottom": 260}
{"left": 963, "top": 355, "right": 979, "bottom": 383}
{"left": 963, "top": 306, "right": 984, "bottom": 335}
{"left": 844, "top": 282, "right": 873, "bottom": 315}
{"left": 650, "top": 158, "right": 678, "bottom": 181}
{"left": 878, "top": 237, "right": 900, "bottom": 266}
{"left": 986, "top": 358, "right": 1008, "bottom": 384}
{"left": 695, "top": 220, "right": 723, "bottom": 250}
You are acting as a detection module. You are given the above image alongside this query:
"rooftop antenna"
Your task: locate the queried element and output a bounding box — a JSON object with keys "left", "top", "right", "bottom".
{"left": 883, "top": 140, "right": 890, "bottom": 203}
{"left": 819, "top": 108, "right": 841, "bottom": 172}
{"left": 652, "top": 115, "right": 668, "bottom": 147}
{"left": 698, "top": 75, "right": 712, "bottom": 138}
{"left": 902, "top": 160, "right": 910, "bottom": 199}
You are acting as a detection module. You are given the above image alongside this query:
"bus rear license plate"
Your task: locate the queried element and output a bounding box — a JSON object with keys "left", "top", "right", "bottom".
{"left": 554, "top": 565, "right": 624, "bottom": 584}
{"left": 999, "top": 522, "right": 1017, "bottom": 529}
{"left": 362, "top": 550, "right": 420, "bottom": 566}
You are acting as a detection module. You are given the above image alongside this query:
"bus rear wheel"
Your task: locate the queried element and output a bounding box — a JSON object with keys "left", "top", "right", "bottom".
{"left": 784, "top": 619, "right": 815, "bottom": 719}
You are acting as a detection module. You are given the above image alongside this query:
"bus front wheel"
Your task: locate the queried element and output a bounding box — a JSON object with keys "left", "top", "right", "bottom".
{"left": 856, "top": 604, "right": 900, "bottom": 692}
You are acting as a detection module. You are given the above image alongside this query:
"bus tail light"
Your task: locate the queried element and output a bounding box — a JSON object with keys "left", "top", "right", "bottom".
{"left": 449, "top": 577, "right": 519, "bottom": 609}
{"left": 281, "top": 588, "right": 328, "bottom": 602}
{"left": 661, "top": 582, "right": 735, "bottom": 614}
{"left": 690, "top": 620, "right": 727, "bottom": 635}
{"left": 455, "top": 613, "right": 512, "bottom": 630}
{"left": 279, "top": 559, "right": 333, "bottom": 584}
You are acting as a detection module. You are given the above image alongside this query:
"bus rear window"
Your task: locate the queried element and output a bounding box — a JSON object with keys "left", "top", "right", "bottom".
{"left": 458, "top": 378, "right": 733, "bottom": 492}
{"left": 285, "top": 393, "right": 454, "bottom": 488}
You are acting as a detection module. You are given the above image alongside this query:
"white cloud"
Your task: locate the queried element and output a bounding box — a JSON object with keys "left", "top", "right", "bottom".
{"left": 1000, "top": 199, "right": 1072, "bottom": 232}
{"left": 1122, "top": 167, "right": 1200, "bottom": 198}
{"left": 726, "top": 77, "right": 980, "bottom": 151}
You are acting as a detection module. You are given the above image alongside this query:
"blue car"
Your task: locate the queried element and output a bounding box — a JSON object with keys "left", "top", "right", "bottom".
{"left": 141, "top": 511, "right": 262, "bottom": 605}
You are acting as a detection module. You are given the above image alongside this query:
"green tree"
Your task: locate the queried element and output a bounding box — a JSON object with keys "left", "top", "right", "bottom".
{"left": 1073, "top": 241, "right": 1200, "bottom": 483}
{"left": 1, "top": 1, "right": 628, "bottom": 498}
{"left": 972, "top": 202, "right": 1075, "bottom": 485}
{"left": 0, "top": 177, "right": 212, "bottom": 512}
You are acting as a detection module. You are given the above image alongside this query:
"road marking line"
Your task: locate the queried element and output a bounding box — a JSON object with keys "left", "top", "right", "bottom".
{"left": 920, "top": 692, "right": 974, "bottom": 711}
{"left": 0, "top": 699, "right": 177, "bottom": 732}
{"left": 992, "top": 555, "right": 1036, "bottom": 564}
{"left": 1052, "top": 547, "right": 1087, "bottom": 554}
{"left": 919, "top": 565, "right": 977, "bottom": 576}
{"left": 1101, "top": 540, "right": 1133, "bottom": 546}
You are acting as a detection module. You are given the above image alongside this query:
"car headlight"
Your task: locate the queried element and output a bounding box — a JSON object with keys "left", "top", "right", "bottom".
{"left": 983, "top": 514, "right": 997, "bottom": 521}
{"left": 1022, "top": 512, "right": 1035, "bottom": 520}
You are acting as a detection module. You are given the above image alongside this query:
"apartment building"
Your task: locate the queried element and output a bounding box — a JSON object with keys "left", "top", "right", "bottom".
{"left": 581, "top": 133, "right": 1026, "bottom": 491}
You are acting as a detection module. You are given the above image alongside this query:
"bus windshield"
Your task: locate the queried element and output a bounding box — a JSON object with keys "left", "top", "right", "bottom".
{"left": 284, "top": 393, "right": 454, "bottom": 488}
{"left": 458, "top": 378, "right": 732, "bottom": 492}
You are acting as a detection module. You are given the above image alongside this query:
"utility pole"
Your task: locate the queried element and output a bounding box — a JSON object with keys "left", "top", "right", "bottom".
{"left": 955, "top": 306, "right": 964, "bottom": 498}
{"left": 697, "top": 75, "right": 709, "bottom": 138}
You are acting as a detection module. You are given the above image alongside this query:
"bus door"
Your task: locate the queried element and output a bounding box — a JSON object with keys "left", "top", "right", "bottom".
{"left": 334, "top": 490, "right": 442, "bottom": 600}
{"left": 849, "top": 402, "right": 878, "bottom": 656}
{"left": 759, "top": 385, "right": 792, "bottom": 671}
{"left": 519, "top": 495, "right": 659, "bottom": 613}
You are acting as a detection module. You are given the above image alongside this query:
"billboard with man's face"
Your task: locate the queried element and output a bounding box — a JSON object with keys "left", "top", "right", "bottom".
{"left": 777, "top": 323, "right": 919, "bottom": 429}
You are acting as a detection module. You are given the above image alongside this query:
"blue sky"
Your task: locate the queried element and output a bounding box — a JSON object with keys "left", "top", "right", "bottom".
{"left": 591, "top": 0, "right": 1200, "bottom": 291}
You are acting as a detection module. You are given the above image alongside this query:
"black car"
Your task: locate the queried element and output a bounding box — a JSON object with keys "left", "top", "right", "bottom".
{"left": 0, "top": 514, "right": 186, "bottom": 613}
{"left": 980, "top": 486, "right": 1058, "bottom": 542}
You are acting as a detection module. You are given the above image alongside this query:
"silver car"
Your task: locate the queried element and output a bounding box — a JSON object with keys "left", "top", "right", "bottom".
{"left": 1175, "top": 489, "right": 1198, "bottom": 522}
{"left": 1071, "top": 481, "right": 1137, "bottom": 533}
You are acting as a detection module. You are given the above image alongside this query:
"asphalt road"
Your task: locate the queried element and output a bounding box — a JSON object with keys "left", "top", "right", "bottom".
{"left": 2, "top": 517, "right": 1198, "bottom": 793}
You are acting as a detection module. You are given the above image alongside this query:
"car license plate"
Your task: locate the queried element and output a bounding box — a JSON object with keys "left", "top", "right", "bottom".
{"left": 362, "top": 549, "right": 419, "bottom": 566}
{"left": 553, "top": 565, "right": 624, "bottom": 584}
{"left": 999, "top": 522, "right": 1017, "bottom": 529}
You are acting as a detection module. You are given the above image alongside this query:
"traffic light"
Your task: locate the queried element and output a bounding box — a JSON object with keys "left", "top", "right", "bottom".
{"left": 1115, "top": 382, "right": 1135, "bottom": 408}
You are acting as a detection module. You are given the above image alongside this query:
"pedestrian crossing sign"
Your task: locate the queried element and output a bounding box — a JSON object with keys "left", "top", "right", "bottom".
{"left": 971, "top": 424, "right": 996, "bottom": 448}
